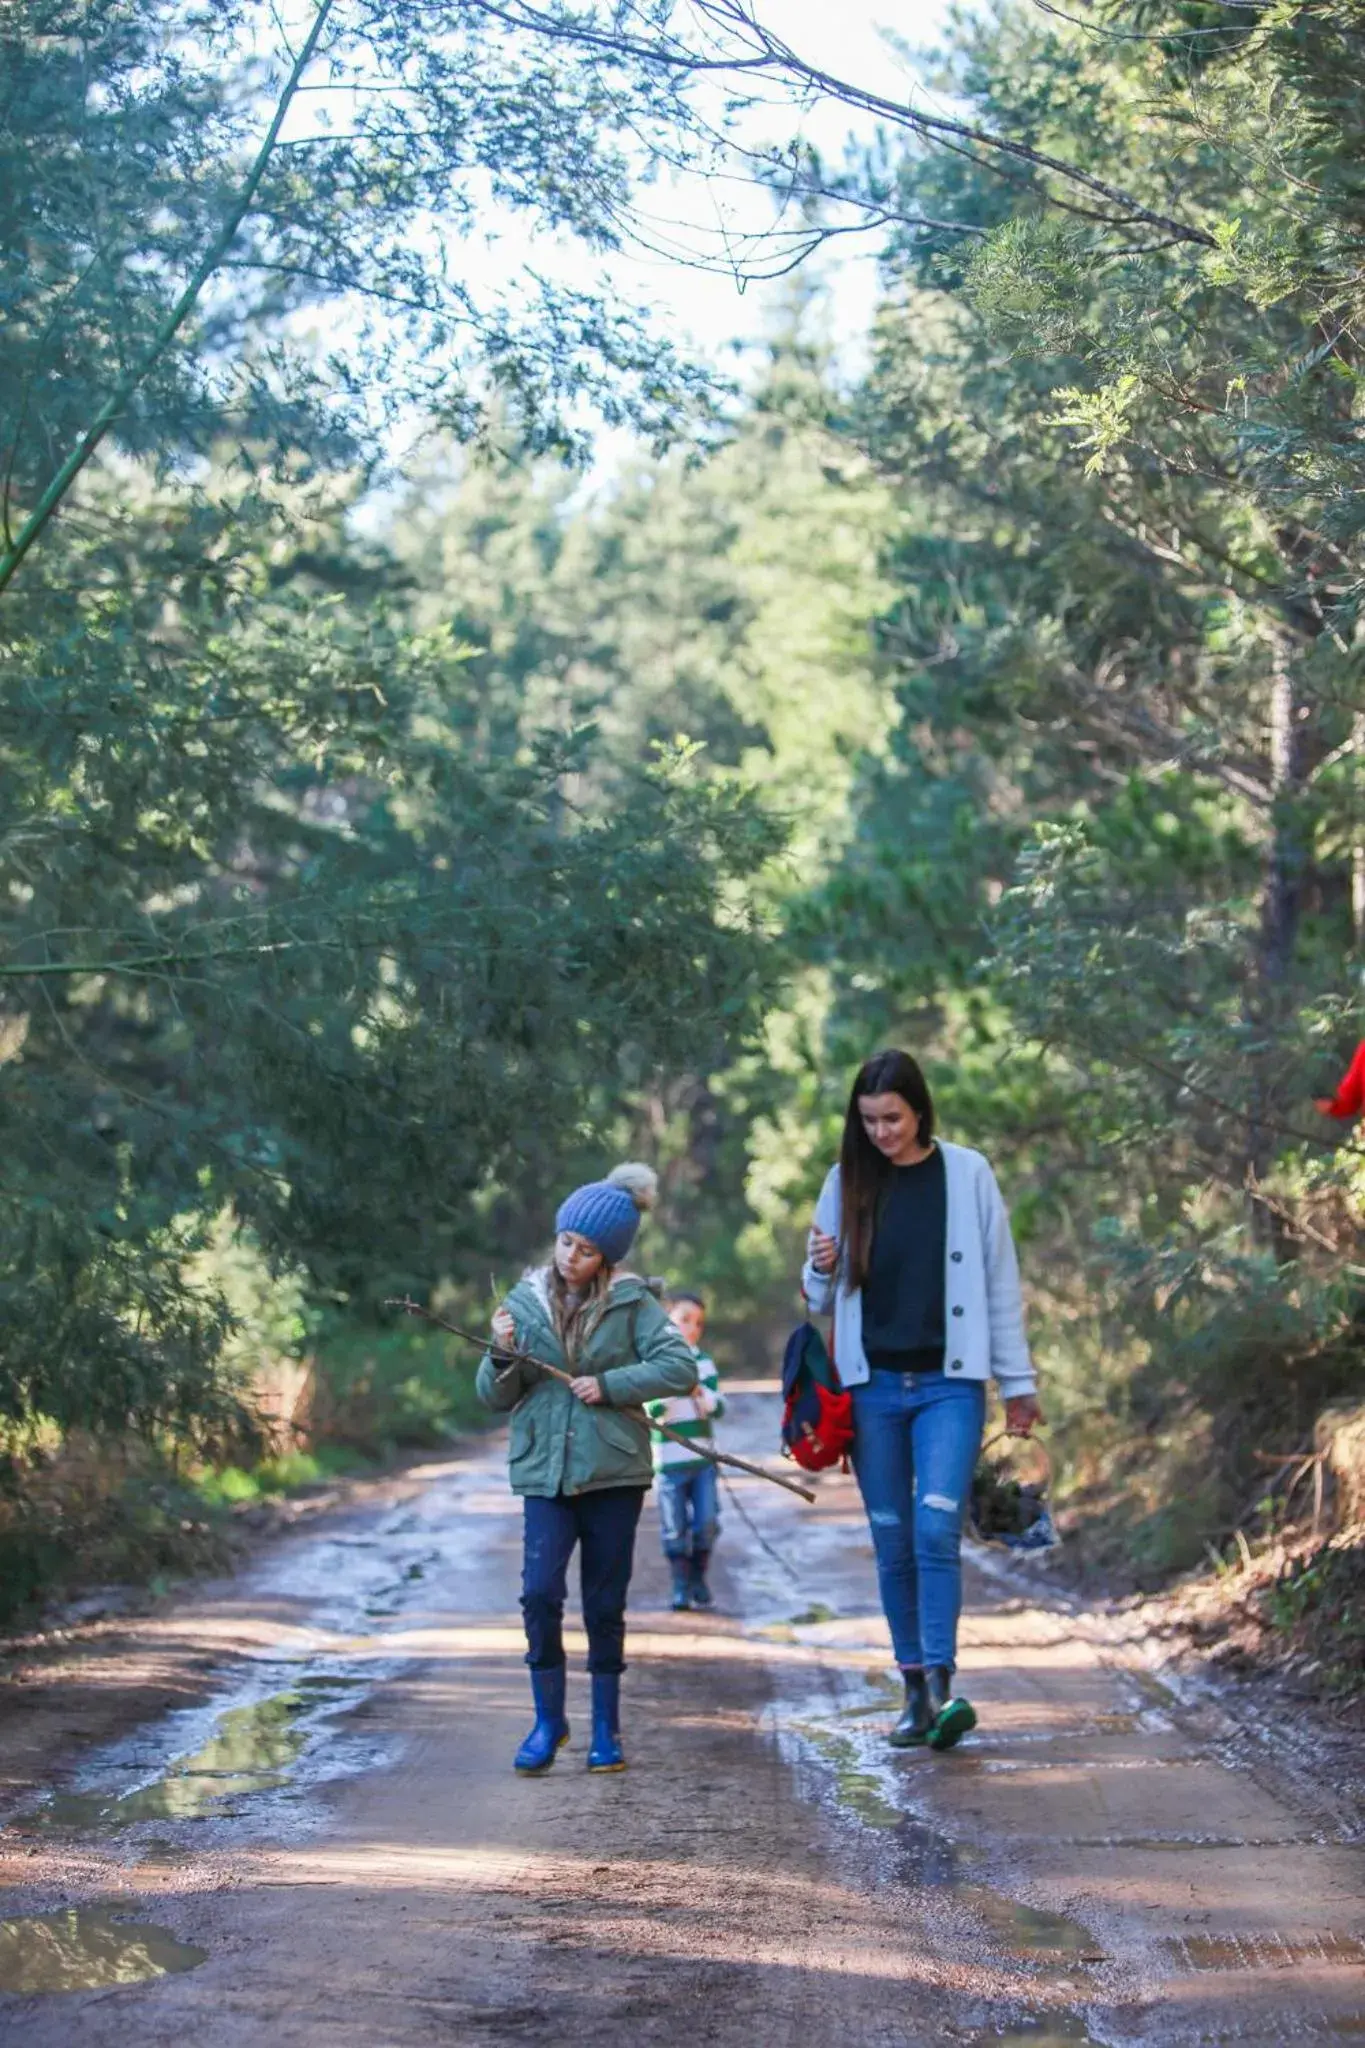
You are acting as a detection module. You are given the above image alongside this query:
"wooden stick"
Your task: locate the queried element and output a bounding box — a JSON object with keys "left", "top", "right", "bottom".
{"left": 385, "top": 1298, "right": 817, "bottom": 1504}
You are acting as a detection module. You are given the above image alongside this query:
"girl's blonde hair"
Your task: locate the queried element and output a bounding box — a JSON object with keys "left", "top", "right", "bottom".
{"left": 548, "top": 1256, "right": 612, "bottom": 1364}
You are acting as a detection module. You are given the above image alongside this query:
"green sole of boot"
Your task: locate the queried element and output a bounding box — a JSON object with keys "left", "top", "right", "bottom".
{"left": 928, "top": 1699, "right": 977, "bottom": 1751}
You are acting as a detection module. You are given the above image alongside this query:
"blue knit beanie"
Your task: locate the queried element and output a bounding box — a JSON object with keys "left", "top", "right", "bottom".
{"left": 555, "top": 1162, "right": 658, "bottom": 1266}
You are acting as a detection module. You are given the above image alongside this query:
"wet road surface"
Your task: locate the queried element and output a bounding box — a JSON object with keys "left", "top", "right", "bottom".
{"left": 0, "top": 1387, "right": 1361, "bottom": 2042}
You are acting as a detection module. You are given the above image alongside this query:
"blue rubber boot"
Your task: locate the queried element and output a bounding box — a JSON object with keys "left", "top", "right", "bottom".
{"left": 586, "top": 1672, "right": 625, "bottom": 1773}
{"left": 688, "top": 1550, "right": 715, "bottom": 1609}
{"left": 669, "top": 1560, "right": 691, "bottom": 1611}
{"left": 514, "top": 1665, "right": 569, "bottom": 1774}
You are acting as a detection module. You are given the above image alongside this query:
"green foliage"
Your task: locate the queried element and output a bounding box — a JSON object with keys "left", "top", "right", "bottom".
{"left": 1262, "top": 1537, "right": 1365, "bottom": 1702}
{"left": 748, "top": 0, "right": 1365, "bottom": 1577}
{"left": 308, "top": 1322, "right": 488, "bottom": 1451}
{"left": 0, "top": 0, "right": 719, "bottom": 528}
{"left": 387, "top": 314, "right": 896, "bottom": 1315}
{"left": 1, "top": 517, "right": 782, "bottom": 1432}
{"left": 0, "top": 3, "right": 784, "bottom": 1466}
{"left": 9, "top": 0, "right": 1365, "bottom": 1626}
{"left": 193, "top": 1443, "right": 369, "bottom": 1511}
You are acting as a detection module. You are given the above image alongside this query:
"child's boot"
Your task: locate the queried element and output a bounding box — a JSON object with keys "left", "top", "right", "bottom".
{"left": 688, "top": 1549, "right": 715, "bottom": 1609}
{"left": 668, "top": 1559, "right": 691, "bottom": 1611}
{"left": 925, "top": 1663, "right": 977, "bottom": 1751}
{"left": 586, "top": 1672, "right": 626, "bottom": 1772}
{"left": 514, "top": 1665, "right": 569, "bottom": 1774}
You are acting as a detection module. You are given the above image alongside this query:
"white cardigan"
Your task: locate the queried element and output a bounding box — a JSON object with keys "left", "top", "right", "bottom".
{"left": 800, "top": 1141, "right": 1036, "bottom": 1400}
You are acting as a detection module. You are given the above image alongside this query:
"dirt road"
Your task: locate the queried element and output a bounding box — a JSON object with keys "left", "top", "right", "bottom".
{"left": 1, "top": 1386, "right": 1362, "bottom": 2044}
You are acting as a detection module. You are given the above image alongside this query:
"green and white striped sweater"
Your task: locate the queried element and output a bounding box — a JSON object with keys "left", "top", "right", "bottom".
{"left": 644, "top": 1349, "right": 724, "bottom": 1474}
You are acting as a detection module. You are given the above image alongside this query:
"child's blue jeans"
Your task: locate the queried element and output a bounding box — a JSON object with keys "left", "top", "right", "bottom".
{"left": 657, "top": 1464, "right": 720, "bottom": 1560}
{"left": 850, "top": 1371, "right": 985, "bottom": 1672}
{"left": 521, "top": 1485, "right": 645, "bottom": 1674}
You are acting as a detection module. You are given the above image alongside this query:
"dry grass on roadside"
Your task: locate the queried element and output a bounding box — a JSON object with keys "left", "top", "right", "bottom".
{"left": 1145, "top": 1523, "right": 1365, "bottom": 1722}
{"left": 0, "top": 1433, "right": 235, "bottom": 1628}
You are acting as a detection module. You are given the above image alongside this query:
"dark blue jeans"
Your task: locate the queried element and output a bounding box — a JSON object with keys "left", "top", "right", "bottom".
{"left": 656, "top": 1463, "right": 720, "bottom": 1560}
{"left": 521, "top": 1486, "right": 646, "bottom": 1675}
{"left": 850, "top": 1372, "right": 986, "bottom": 1672}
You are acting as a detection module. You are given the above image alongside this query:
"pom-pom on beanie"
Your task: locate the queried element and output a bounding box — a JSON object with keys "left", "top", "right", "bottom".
{"left": 555, "top": 1161, "right": 658, "bottom": 1267}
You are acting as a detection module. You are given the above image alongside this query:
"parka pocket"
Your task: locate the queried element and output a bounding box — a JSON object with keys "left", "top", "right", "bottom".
{"left": 508, "top": 1406, "right": 537, "bottom": 1481}
{"left": 593, "top": 1408, "right": 648, "bottom": 1478}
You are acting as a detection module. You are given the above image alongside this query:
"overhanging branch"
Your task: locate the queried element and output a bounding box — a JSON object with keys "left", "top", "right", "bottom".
{"left": 0, "top": 0, "right": 338, "bottom": 599}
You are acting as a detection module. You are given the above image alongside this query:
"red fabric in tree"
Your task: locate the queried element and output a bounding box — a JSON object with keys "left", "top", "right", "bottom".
{"left": 1321, "top": 1041, "right": 1365, "bottom": 1120}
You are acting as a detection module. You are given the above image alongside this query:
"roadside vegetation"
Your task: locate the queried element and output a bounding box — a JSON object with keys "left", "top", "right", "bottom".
{"left": 2, "top": 0, "right": 1362, "bottom": 1700}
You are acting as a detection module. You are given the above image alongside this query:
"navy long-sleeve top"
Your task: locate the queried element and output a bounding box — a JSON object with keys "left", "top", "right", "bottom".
{"left": 861, "top": 1146, "right": 947, "bottom": 1371}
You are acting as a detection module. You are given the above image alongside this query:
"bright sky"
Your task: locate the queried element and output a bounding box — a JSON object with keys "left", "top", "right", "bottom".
{"left": 332, "top": 0, "right": 954, "bottom": 508}
{"left": 625, "top": 0, "right": 951, "bottom": 373}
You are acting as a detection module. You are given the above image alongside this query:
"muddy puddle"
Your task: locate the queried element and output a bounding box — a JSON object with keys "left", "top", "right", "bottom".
{"left": 0, "top": 1469, "right": 495, "bottom": 1854}
{"left": 961, "top": 1888, "right": 1105, "bottom": 1965}
{"left": 789, "top": 1723, "right": 904, "bottom": 1831}
{"left": 0, "top": 1904, "right": 206, "bottom": 1994}
{"left": 965, "top": 2022, "right": 1097, "bottom": 2047}
{"left": 776, "top": 1688, "right": 1105, "bottom": 1975}
{"left": 5, "top": 1671, "right": 378, "bottom": 1844}
{"left": 15, "top": 1687, "right": 340, "bottom": 1834}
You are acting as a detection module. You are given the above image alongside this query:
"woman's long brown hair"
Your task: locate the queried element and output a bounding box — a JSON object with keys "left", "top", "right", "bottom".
{"left": 838, "top": 1050, "right": 936, "bottom": 1291}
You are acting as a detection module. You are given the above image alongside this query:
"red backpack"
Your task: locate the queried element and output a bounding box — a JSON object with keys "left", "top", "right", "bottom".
{"left": 780, "top": 1315, "right": 854, "bottom": 1473}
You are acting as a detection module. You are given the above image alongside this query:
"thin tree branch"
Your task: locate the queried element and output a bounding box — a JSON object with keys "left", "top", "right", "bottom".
{"left": 458, "top": 0, "right": 1218, "bottom": 250}
{"left": 0, "top": 0, "right": 338, "bottom": 599}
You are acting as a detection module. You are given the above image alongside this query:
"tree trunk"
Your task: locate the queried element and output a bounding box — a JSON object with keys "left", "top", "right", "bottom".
{"left": 1246, "top": 650, "right": 1315, "bottom": 1254}
{"left": 1352, "top": 714, "right": 1365, "bottom": 953}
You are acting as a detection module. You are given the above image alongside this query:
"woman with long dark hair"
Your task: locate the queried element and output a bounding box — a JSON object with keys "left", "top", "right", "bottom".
{"left": 802, "top": 1050, "right": 1042, "bottom": 1751}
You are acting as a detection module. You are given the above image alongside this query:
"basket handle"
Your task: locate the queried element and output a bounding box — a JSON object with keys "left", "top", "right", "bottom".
{"left": 979, "top": 1429, "right": 1052, "bottom": 1484}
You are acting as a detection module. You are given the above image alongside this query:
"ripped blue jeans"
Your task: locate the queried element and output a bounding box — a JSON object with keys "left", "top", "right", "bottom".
{"left": 850, "top": 1371, "right": 986, "bottom": 1672}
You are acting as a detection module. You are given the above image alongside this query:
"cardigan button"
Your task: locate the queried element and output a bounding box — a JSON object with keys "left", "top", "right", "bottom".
{"left": 952, "top": 1305, "right": 964, "bottom": 1318}
{"left": 951, "top": 1251, "right": 963, "bottom": 1263}
{"left": 950, "top": 1359, "right": 963, "bottom": 1371}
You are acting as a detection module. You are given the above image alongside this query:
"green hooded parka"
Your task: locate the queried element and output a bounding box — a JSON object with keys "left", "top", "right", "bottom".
{"left": 476, "top": 1269, "right": 698, "bottom": 1497}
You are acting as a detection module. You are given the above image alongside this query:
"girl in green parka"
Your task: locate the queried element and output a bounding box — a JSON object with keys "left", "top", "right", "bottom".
{"left": 477, "top": 1161, "right": 698, "bottom": 1775}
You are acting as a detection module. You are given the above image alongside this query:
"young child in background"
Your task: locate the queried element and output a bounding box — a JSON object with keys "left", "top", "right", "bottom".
{"left": 646, "top": 1290, "right": 725, "bottom": 1611}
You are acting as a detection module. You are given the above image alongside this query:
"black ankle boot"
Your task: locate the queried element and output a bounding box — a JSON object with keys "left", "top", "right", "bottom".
{"left": 888, "top": 1667, "right": 932, "bottom": 1749}
{"left": 925, "top": 1663, "right": 977, "bottom": 1751}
